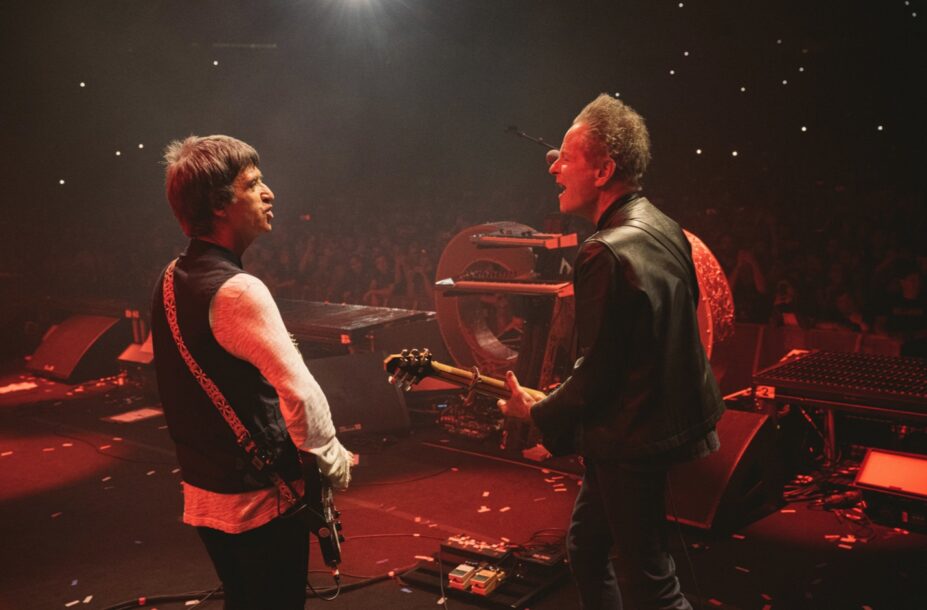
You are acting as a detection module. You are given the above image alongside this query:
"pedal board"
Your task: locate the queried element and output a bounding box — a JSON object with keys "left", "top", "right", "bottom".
{"left": 402, "top": 535, "right": 568, "bottom": 609}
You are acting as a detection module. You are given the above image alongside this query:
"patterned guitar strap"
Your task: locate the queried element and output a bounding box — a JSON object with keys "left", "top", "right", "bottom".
{"left": 162, "top": 258, "right": 302, "bottom": 512}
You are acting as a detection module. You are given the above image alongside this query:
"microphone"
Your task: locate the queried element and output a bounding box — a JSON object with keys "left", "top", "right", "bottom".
{"left": 545, "top": 149, "right": 560, "bottom": 166}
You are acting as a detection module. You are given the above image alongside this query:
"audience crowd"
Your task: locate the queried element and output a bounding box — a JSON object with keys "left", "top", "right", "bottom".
{"left": 23, "top": 182, "right": 927, "bottom": 358}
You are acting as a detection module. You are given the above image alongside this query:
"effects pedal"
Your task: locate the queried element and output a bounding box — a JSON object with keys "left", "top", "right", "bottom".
{"left": 447, "top": 562, "right": 479, "bottom": 591}
{"left": 469, "top": 566, "right": 506, "bottom": 596}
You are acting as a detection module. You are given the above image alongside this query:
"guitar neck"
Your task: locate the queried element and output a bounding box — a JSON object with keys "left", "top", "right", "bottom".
{"left": 428, "top": 361, "right": 548, "bottom": 402}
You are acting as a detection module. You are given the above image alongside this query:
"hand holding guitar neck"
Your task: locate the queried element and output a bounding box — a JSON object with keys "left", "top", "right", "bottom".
{"left": 384, "top": 348, "right": 547, "bottom": 413}
{"left": 496, "top": 371, "right": 539, "bottom": 420}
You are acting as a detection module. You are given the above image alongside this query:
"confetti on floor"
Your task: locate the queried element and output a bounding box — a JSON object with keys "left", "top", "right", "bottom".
{"left": 477, "top": 506, "right": 491, "bottom": 513}
{"left": 51, "top": 512, "right": 63, "bottom": 518}
{"left": 1, "top": 451, "right": 14, "bottom": 457}
{"left": 499, "top": 506, "right": 511, "bottom": 513}
{"left": 731, "top": 533, "right": 746, "bottom": 540}
{"left": 0, "top": 381, "right": 38, "bottom": 394}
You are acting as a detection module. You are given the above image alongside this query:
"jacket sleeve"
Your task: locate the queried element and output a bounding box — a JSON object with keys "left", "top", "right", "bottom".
{"left": 209, "top": 273, "right": 338, "bottom": 452}
{"left": 530, "top": 241, "right": 629, "bottom": 454}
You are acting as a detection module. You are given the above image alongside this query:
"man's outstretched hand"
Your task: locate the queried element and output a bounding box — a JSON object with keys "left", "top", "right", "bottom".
{"left": 496, "top": 371, "right": 537, "bottom": 420}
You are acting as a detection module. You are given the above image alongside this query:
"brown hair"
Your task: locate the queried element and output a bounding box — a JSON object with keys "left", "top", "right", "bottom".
{"left": 163, "top": 135, "right": 260, "bottom": 237}
{"left": 574, "top": 94, "right": 651, "bottom": 187}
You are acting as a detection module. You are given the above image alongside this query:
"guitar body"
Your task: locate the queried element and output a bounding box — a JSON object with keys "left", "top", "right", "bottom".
{"left": 298, "top": 452, "right": 343, "bottom": 570}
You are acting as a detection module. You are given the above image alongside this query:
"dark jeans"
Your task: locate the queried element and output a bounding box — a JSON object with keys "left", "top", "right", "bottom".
{"left": 567, "top": 460, "right": 691, "bottom": 610}
{"left": 197, "top": 515, "right": 311, "bottom": 610}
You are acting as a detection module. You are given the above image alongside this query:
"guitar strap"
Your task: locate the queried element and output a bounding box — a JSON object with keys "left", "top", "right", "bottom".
{"left": 161, "top": 258, "right": 302, "bottom": 511}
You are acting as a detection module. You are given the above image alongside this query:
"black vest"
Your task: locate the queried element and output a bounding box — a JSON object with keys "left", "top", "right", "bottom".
{"left": 150, "top": 239, "right": 300, "bottom": 493}
{"left": 583, "top": 196, "right": 725, "bottom": 459}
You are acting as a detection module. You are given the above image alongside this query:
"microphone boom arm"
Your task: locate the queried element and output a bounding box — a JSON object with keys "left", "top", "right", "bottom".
{"left": 505, "top": 125, "right": 558, "bottom": 151}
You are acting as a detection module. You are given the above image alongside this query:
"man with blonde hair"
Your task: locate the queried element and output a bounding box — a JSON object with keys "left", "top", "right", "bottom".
{"left": 500, "top": 96, "right": 724, "bottom": 609}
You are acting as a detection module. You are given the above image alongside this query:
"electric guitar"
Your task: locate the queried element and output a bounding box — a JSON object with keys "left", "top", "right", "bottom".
{"left": 383, "top": 348, "right": 588, "bottom": 456}
{"left": 383, "top": 348, "right": 548, "bottom": 404}
{"left": 298, "top": 453, "right": 343, "bottom": 573}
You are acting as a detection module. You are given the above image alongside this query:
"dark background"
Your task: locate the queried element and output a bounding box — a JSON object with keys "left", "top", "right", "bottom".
{"left": 2, "top": 0, "right": 924, "bottom": 307}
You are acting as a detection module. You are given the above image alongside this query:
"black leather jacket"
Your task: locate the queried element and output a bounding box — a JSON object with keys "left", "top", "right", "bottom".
{"left": 531, "top": 193, "right": 725, "bottom": 463}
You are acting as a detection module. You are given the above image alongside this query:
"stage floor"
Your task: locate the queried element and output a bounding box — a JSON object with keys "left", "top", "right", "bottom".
{"left": 0, "top": 371, "right": 924, "bottom": 610}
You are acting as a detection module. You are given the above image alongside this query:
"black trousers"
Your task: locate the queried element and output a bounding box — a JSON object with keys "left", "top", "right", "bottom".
{"left": 567, "top": 459, "right": 692, "bottom": 610}
{"left": 197, "top": 515, "right": 311, "bottom": 610}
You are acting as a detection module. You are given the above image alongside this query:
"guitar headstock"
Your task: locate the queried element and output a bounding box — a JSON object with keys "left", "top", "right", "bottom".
{"left": 384, "top": 348, "right": 435, "bottom": 391}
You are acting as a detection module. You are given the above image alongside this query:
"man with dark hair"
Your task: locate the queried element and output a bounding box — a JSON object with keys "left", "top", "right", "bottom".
{"left": 500, "top": 94, "right": 725, "bottom": 609}
{"left": 151, "top": 135, "right": 352, "bottom": 609}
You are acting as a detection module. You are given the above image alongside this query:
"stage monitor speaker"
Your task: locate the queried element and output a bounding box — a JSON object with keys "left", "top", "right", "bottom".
{"left": 27, "top": 314, "right": 132, "bottom": 383}
{"left": 306, "top": 351, "right": 410, "bottom": 435}
{"left": 667, "top": 409, "right": 782, "bottom": 530}
{"left": 118, "top": 332, "right": 154, "bottom": 365}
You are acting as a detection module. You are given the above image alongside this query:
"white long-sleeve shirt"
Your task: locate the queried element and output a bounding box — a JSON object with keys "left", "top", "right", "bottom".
{"left": 181, "top": 273, "right": 335, "bottom": 533}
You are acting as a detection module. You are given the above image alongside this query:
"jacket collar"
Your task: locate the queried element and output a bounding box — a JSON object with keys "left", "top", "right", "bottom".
{"left": 596, "top": 190, "right": 644, "bottom": 231}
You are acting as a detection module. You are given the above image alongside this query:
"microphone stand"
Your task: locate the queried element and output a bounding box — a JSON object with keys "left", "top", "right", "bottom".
{"left": 505, "top": 125, "right": 558, "bottom": 151}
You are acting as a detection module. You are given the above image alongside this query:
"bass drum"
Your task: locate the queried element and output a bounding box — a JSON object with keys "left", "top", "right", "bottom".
{"left": 433, "top": 222, "right": 538, "bottom": 376}
{"left": 685, "top": 229, "right": 735, "bottom": 360}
